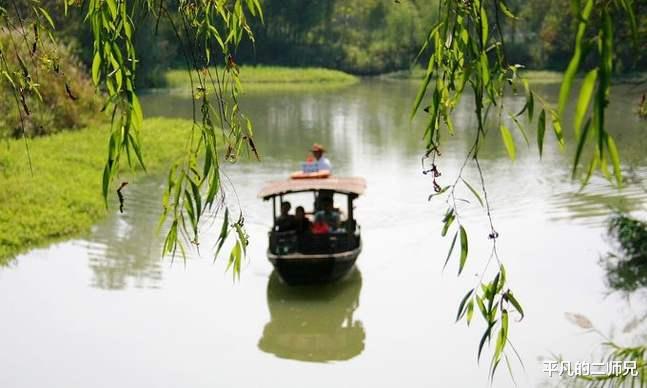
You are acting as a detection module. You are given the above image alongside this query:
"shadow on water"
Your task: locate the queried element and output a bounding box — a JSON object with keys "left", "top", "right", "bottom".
{"left": 258, "top": 268, "right": 365, "bottom": 363}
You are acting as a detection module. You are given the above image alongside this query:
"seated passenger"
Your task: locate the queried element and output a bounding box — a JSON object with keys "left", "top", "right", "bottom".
{"left": 312, "top": 214, "right": 330, "bottom": 235}
{"left": 314, "top": 197, "right": 340, "bottom": 231}
{"left": 276, "top": 201, "right": 296, "bottom": 232}
{"left": 294, "top": 206, "right": 312, "bottom": 234}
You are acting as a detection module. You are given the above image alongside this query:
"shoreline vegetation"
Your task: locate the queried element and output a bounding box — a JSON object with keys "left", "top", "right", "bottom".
{"left": 162, "top": 66, "right": 359, "bottom": 93}
{"left": 379, "top": 67, "right": 564, "bottom": 83}
{"left": 0, "top": 118, "right": 196, "bottom": 264}
{"left": 381, "top": 67, "right": 647, "bottom": 85}
{"left": 3, "top": 66, "right": 644, "bottom": 264}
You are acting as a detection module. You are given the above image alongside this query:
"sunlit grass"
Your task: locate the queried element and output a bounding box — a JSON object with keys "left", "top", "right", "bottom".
{"left": 0, "top": 118, "right": 195, "bottom": 263}
{"left": 519, "top": 70, "right": 564, "bottom": 83}
{"left": 381, "top": 67, "right": 565, "bottom": 84}
{"left": 163, "top": 66, "right": 359, "bottom": 93}
{"left": 379, "top": 66, "right": 426, "bottom": 80}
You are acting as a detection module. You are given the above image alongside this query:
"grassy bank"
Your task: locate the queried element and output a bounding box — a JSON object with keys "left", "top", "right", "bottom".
{"left": 163, "top": 66, "right": 359, "bottom": 92}
{"left": 0, "top": 118, "right": 194, "bottom": 263}
{"left": 381, "top": 67, "right": 565, "bottom": 83}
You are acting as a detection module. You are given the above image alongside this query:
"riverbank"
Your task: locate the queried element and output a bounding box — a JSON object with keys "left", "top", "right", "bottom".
{"left": 0, "top": 118, "right": 195, "bottom": 264}
{"left": 381, "top": 67, "right": 564, "bottom": 83}
{"left": 163, "top": 66, "right": 359, "bottom": 92}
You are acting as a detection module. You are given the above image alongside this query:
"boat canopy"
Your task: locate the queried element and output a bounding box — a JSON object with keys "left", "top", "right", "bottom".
{"left": 258, "top": 177, "right": 366, "bottom": 200}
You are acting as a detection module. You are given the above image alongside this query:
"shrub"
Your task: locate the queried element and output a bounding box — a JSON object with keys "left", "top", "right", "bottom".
{"left": 0, "top": 31, "right": 102, "bottom": 139}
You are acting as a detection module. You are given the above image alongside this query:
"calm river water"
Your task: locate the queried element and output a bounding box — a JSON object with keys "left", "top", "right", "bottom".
{"left": 1, "top": 79, "right": 646, "bottom": 388}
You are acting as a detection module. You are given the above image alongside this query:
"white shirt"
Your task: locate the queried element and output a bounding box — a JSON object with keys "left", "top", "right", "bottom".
{"left": 316, "top": 157, "right": 332, "bottom": 171}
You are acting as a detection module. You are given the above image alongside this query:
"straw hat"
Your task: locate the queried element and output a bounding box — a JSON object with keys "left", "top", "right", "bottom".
{"left": 311, "top": 143, "right": 326, "bottom": 152}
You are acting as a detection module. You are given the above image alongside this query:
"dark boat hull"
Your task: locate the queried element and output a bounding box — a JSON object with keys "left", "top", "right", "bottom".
{"left": 268, "top": 245, "right": 361, "bottom": 285}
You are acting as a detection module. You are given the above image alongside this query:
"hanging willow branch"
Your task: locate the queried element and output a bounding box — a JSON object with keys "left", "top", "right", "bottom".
{"left": 2, "top": 0, "right": 262, "bottom": 275}
{"left": 80, "top": 0, "right": 263, "bottom": 275}
{"left": 414, "top": 0, "right": 639, "bottom": 380}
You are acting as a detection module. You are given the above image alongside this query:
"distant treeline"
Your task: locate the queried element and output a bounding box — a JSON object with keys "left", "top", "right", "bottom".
{"left": 10, "top": 0, "right": 647, "bottom": 85}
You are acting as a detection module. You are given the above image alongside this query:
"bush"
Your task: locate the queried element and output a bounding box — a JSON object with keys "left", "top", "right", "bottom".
{"left": 0, "top": 31, "right": 102, "bottom": 139}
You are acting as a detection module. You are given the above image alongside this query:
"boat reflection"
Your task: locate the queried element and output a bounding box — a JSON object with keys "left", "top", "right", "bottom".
{"left": 258, "top": 268, "right": 365, "bottom": 362}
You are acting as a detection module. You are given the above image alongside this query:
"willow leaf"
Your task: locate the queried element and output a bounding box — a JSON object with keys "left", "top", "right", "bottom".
{"left": 572, "top": 118, "right": 591, "bottom": 179}
{"left": 214, "top": 208, "right": 230, "bottom": 260}
{"left": 551, "top": 113, "right": 564, "bottom": 148}
{"left": 412, "top": 57, "right": 435, "bottom": 119}
{"left": 38, "top": 7, "right": 55, "bottom": 29}
{"left": 441, "top": 209, "right": 455, "bottom": 237}
{"left": 606, "top": 134, "right": 622, "bottom": 187}
{"left": 573, "top": 69, "right": 597, "bottom": 136}
{"left": 460, "top": 177, "right": 484, "bottom": 207}
{"left": 558, "top": 0, "right": 594, "bottom": 117}
{"left": 456, "top": 288, "right": 474, "bottom": 322}
{"left": 510, "top": 115, "right": 529, "bottom": 146}
{"left": 428, "top": 185, "right": 450, "bottom": 200}
{"left": 498, "top": 0, "right": 518, "bottom": 20}
{"left": 478, "top": 320, "right": 497, "bottom": 363}
{"left": 499, "top": 124, "right": 516, "bottom": 160}
{"left": 527, "top": 92, "right": 534, "bottom": 122}
{"left": 537, "top": 109, "right": 546, "bottom": 157}
{"left": 506, "top": 292, "right": 525, "bottom": 321}
{"left": 480, "top": 3, "right": 488, "bottom": 48}
{"left": 494, "top": 311, "right": 509, "bottom": 365}
{"left": 442, "top": 231, "right": 459, "bottom": 271}
{"left": 466, "top": 300, "right": 475, "bottom": 326}
{"left": 458, "top": 226, "right": 468, "bottom": 275}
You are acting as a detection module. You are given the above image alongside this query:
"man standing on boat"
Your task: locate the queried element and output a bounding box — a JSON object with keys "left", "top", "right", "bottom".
{"left": 311, "top": 143, "right": 332, "bottom": 172}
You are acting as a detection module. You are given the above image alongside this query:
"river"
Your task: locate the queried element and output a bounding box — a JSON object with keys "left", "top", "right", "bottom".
{"left": 1, "top": 79, "right": 646, "bottom": 387}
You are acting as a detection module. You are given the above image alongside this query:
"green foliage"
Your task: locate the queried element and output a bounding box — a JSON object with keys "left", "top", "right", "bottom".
{"left": 237, "top": 0, "right": 438, "bottom": 75}
{"left": 508, "top": 0, "right": 647, "bottom": 73}
{"left": 416, "top": 0, "right": 639, "bottom": 381}
{"left": 2, "top": 0, "right": 263, "bottom": 274}
{"left": 163, "top": 65, "right": 358, "bottom": 91}
{"left": 0, "top": 118, "right": 196, "bottom": 264}
{"left": 603, "top": 214, "right": 647, "bottom": 293}
{"left": 559, "top": 0, "right": 628, "bottom": 187}
{"left": 0, "top": 31, "right": 101, "bottom": 139}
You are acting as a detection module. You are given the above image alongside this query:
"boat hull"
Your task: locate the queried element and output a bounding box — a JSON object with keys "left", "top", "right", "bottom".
{"left": 268, "top": 245, "right": 361, "bottom": 285}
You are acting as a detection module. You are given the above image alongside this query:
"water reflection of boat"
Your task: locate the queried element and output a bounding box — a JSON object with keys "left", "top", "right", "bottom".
{"left": 258, "top": 177, "right": 366, "bottom": 285}
{"left": 258, "top": 269, "right": 365, "bottom": 362}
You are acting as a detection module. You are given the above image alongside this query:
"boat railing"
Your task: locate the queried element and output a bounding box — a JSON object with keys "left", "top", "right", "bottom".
{"left": 269, "top": 230, "right": 359, "bottom": 255}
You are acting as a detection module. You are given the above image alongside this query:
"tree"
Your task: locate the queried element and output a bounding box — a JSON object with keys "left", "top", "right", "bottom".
{"left": 412, "top": 0, "right": 639, "bottom": 381}
{"left": 2, "top": 0, "right": 262, "bottom": 271}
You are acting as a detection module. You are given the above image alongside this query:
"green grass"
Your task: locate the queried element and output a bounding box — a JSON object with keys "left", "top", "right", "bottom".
{"left": 518, "top": 70, "right": 564, "bottom": 83}
{"left": 381, "top": 67, "right": 565, "bottom": 83}
{"left": 0, "top": 117, "right": 195, "bottom": 263}
{"left": 163, "top": 65, "right": 359, "bottom": 93}
{"left": 380, "top": 66, "right": 427, "bottom": 80}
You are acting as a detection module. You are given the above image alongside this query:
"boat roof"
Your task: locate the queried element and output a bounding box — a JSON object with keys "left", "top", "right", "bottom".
{"left": 258, "top": 177, "right": 366, "bottom": 199}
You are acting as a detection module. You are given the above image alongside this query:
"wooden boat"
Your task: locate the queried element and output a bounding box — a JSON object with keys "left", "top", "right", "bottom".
{"left": 258, "top": 176, "right": 366, "bottom": 285}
